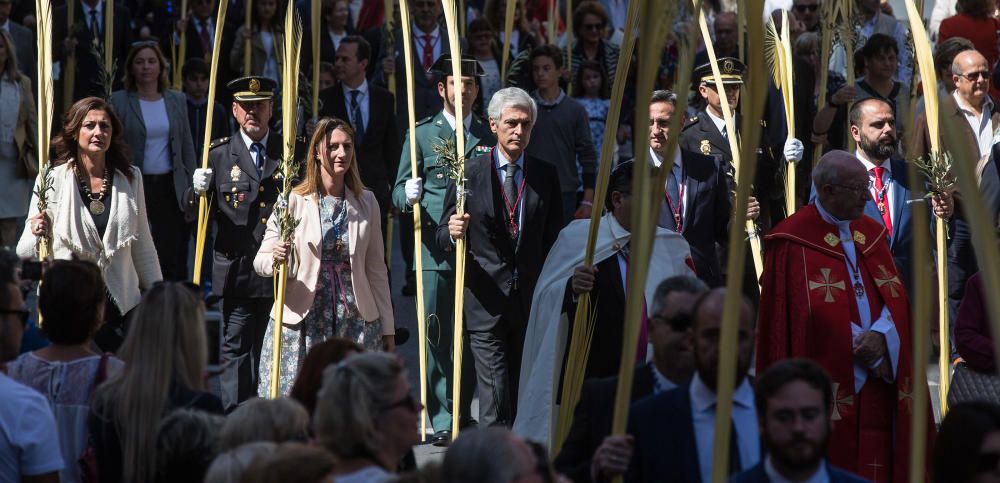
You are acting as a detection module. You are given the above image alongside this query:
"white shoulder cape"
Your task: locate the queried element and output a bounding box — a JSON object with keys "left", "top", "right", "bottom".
{"left": 512, "top": 213, "right": 694, "bottom": 448}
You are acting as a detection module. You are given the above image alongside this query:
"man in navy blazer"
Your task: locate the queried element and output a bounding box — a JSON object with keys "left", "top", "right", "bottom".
{"left": 627, "top": 288, "right": 760, "bottom": 483}
{"left": 731, "top": 359, "right": 869, "bottom": 483}
{"left": 438, "top": 87, "right": 563, "bottom": 427}
{"left": 846, "top": 98, "right": 953, "bottom": 294}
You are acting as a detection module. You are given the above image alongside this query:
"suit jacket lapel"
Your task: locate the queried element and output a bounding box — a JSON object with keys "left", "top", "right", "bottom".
{"left": 232, "top": 134, "right": 260, "bottom": 182}
{"left": 127, "top": 92, "right": 146, "bottom": 138}
{"left": 517, "top": 157, "right": 540, "bottom": 251}
{"left": 682, "top": 157, "right": 703, "bottom": 234}
{"left": 890, "top": 159, "right": 910, "bottom": 245}
{"left": 700, "top": 115, "right": 730, "bottom": 159}
{"left": 678, "top": 389, "right": 701, "bottom": 481}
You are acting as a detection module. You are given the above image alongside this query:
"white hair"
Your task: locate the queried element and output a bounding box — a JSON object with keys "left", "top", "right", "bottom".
{"left": 488, "top": 87, "right": 537, "bottom": 124}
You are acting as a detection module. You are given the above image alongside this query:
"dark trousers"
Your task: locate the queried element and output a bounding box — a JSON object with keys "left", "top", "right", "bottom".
{"left": 143, "top": 174, "right": 190, "bottom": 281}
{"left": 948, "top": 219, "right": 977, "bottom": 357}
{"left": 467, "top": 294, "right": 527, "bottom": 427}
{"left": 400, "top": 209, "right": 415, "bottom": 275}
{"left": 219, "top": 296, "right": 272, "bottom": 412}
{"left": 423, "top": 270, "right": 476, "bottom": 431}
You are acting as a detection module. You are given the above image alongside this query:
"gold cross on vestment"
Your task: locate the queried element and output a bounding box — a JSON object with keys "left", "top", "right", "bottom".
{"left": 875, "top": 265, "right": 903, "bottom": 298}
{"left": 809, "top": 268, "right": 846, "bottom": 303}
{"left": 898, "top": 377, "right": 914, "bottom": 413}
{"left": 830, "top": 382, "right": 854, "bottom": 421}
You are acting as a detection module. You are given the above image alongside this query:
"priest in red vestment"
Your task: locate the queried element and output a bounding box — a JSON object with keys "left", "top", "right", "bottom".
{"left": 757, "top": 150, "right": 932, "bottom": 483}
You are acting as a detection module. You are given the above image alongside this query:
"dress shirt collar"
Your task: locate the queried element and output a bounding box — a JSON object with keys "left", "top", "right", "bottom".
{"left": 706, "top": 108, "right": 729, "bottom": 136}
{"left": 764, "top": 456, "right": 830, "bottom": 483}
{"left": 854, "top": 149, "right": 891, "bottom": 172}
{"left": 82, "top": 1, "right": 103, "bottom": 20}
{"left": 534, "top": 89, "right": 567, "bottom": 107}
{"left": 414, "top": 23, "right": 439, "bottom": 40}
{"left": 197, "top": 16, "right": 214, "bottom": 30}
{"left": 690, "top": 372, "right": 753, "bottom": 414}
{"left": 342, "top": 78, "right": 369, "bottom": 96}
{"left": 441, "top": 109, "right": 473, "bottom": 132}
{"left": 0, "top": 20, "right": 9, "bottom": 31}
{"left": 240, "top": 129, "right": 269, "bottom": 153}
{"left": 495, "top": 146, "right": 525, "bottom": 171}
{"left": 651, "top": 363, "right": 679, "bottom": 394}
{"left": 953, "top": 89, "right": 994, "bottom": 117}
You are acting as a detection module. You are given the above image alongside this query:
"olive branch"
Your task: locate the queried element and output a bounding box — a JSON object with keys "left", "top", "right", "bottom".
{"left": 913, "top": 150, "right": 955, "bottom": 237}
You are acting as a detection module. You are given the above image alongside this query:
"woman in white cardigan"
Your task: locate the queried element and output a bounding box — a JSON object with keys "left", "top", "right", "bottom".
{"left": 255, "top": 117, "right": 393, "bottom": 396}
{"left": 18, "top": 97, "right": 162, "bottom": 351}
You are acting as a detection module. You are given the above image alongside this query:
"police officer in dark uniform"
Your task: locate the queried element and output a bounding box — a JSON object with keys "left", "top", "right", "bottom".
{"left": 189, "top": 76, "right": 283, "bottom": 411}
{"left": 679, "top": 57, "right": 804, "bottom": 230}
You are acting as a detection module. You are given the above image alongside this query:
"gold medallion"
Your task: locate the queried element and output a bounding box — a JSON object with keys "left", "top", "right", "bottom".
{"left": 230, "top": 164, "right": 242, "bottom": 182}
{"left": 853, "top": 230, "right": 866, "bottom": 245}
{"left": 824, "top": 233, "right": 839, "bottom": 247}
{"left": 89, "top": 200, "right": 105, "bottom": 215}
{"left": 700, "top": 139, "right": 711, "bottom": 155}
{"left": 249, "top": 78, "right": 260, "bottom": 93}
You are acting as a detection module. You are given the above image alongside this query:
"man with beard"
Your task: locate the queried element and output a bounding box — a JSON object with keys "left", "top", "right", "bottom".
{"left": 846, "top": 97, "right": 952, "bottom": 293}
{"left": 732, "top": 359, "right": 868, "bottom": 483}
{"left": 758, "top": 150, "right": 933, "bottom": 482}
{"left": 627, "top": 288, "right": 760, "bottom": 482}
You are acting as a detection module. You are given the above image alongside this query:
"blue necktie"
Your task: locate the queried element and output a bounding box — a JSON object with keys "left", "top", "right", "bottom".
{"left": 251, "top": 142, "right": 264, "bottom": 177}
{"left": 350, "top": 90, "right": 365, "bottom": 145}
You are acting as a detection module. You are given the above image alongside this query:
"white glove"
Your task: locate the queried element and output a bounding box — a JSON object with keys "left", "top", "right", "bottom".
{"left": 193, "top": 168, "right": 213, "bottom": 194}
{"left": 405, "top": 177, "right": 423, "bottom": 206}
{"left": 783, "top": 138, "right": 805, "bottom": 164}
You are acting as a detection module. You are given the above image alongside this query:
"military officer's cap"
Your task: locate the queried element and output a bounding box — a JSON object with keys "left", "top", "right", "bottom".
{"left": 429, "top": 53, "right": 486, "bottom": 77}
{"left": 228, "top": 76, "right": 278, "bottom": 101}
{"left": 694, "top": 57, "right": 746, "bottom": 86}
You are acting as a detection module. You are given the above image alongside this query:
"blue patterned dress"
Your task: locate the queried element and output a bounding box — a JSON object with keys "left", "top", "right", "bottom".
{"left": 259, "top": 195, "right": 384, "bottom": 396}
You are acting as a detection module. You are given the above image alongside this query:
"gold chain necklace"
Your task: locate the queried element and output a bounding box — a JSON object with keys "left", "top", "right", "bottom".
{"left": 76, "top": 163, "right": 111, "bottom": 215}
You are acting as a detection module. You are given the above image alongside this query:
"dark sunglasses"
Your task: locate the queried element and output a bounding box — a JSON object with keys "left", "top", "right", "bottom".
{"left": 382, "top": 393, "right": 420, "bottom": 412}
{"left": 794, "top": 4, "right": 819, "bottom": 12}
{"left": 959, "top": 70, "right": 991, "bottom": 82}
{"left": 0, "top": 308, "right": 30, "bottom": 327}
{"left": 651, "top": 313, "right": 693, "bottom": 331}
{"left": 582, "top": 22, "right": 605, "bottom": 31}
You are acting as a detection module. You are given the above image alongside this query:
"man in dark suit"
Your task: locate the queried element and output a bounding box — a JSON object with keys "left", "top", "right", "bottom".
{"left": 554, "top": 275, "right": 707, "bottom": 483}
{"left": 318, "top": 35, "right": 400, "bottom": 235}
{"left": 53, "top": 0, "right": 132, "bottom": 106}
{"left": 646, "top": 89, "right": 755, "bottom": 287}
{"left": 847, "top": 97, "right": 953, "bottom": 293}
{"left": 438, "top": 87, "right": 563, "bottom": 427}
{"left": 732, "top": 359, "right": 868, "bottom": 483}
{"left": 189, "top": 76, "right": 283, "bottom": 412}
{"left": 0, "top": 0, "right": 35, "bottom": 91}
{"left": 627, "top": 288, "right": 760, "bottom": 483}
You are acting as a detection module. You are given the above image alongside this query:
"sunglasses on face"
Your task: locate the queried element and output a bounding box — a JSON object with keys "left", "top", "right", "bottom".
{"left": 650, "top": 313, "right": 693, "bottom": 331}
{"left": 959, "top": 70, "right": 991, "bottom": 82}
{"left": 794, "top": 4, "right": 819, "bottom": 12}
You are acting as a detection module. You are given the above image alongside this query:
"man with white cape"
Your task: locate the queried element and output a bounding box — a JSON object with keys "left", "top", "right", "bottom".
{"left": 513, "top": 161, "right": 695, "bottom": 448}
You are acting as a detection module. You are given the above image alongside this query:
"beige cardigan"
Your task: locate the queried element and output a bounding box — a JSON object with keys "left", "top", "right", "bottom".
{"left": 253, "top": 189, "right": 394, "bottom": 335}
{"left": 16, "top": 164, "right": 163, "bottom": 313}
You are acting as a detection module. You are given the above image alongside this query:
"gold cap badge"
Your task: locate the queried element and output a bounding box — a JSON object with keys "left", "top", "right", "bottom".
{"left": 249, "top": 78, "right": 260, "bottom": 93}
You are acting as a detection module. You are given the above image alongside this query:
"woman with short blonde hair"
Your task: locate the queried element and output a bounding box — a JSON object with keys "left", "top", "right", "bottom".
{"left": 218, "top": 397, "right": 310, "bottom": 450}
{"left": 314, "top": 353, "right": 421, "bottom": 479}
{"left": 255, "top": 117, "right": 394, "bottom": 397}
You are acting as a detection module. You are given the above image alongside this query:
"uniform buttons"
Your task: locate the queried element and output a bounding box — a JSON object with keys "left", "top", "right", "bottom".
{"left": 259, "top": 202, "right": 266, "bottom": 208}
{"left": 261, "top": 217, "right": 267, "bottom": 224}
{"left": 259, "top": 186, "right": 265, "bottom": 192}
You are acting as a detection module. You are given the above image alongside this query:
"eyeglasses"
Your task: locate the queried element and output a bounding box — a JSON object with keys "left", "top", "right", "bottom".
{"left": 958, "top": 70, "right": 991, "bottom": 82}
{"left": 650, "top": 312, "right": 693, "bottom": 331}
{"left": 794, "top": 4, "right": 819, "bottom": 12}
{"left": 0, "top": 308, "right": 30, "bottom": 327}
{"left": 582, "top": 22, "right": 605, "bottom": 31}
{"left": 831, "top": 180, "right": 873, "bottom": 194}
{"left": 382, "top": 393, "right": 420, "bottom": 412}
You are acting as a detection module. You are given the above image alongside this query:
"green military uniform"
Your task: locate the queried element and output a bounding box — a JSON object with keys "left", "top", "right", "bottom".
{"left": 392, "top": 110, "right": 496, "bottom": 433}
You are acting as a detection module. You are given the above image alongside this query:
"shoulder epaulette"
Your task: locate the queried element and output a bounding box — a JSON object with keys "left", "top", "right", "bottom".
{"left": 209, "top": 136, "right": 230, "bottom": 149}
{"left": 416, "top": 116, "right": 434, "bottom": 126}
{"left": 682, "top": 116, "right": 699, "bottom": 129}
{"left": 296, "top": 135, "right": 307, "bottom": 144}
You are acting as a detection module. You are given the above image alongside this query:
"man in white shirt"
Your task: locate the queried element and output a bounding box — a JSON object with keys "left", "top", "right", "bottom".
{"left": 0, "top": 251, "right": 63, "bottom": 483}
{"left": 731, "top": 359, "right": 869, "bottom": 483}
{"left": 627, "top": 287, "right": 759, "bottom": 483}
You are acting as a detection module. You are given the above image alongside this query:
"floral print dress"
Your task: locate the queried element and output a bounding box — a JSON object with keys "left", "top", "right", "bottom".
{"left": 259, "top": 195, "right": 383, "bottom": 396}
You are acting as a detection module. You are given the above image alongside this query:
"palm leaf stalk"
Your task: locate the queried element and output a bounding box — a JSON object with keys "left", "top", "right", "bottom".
{"left": 610, "top": 3, "right": 697, "bottom": 483}
{"left": 440, "top": 0, "right": 469, "bottom": 438}
{"left": 35, "top": 0, "right": 55, "bottom": 262}
{"left": 104, "top": 0, "right": 114, "bottom": 76}
{"left": 564, "top": 0, "right": 573, "bottom": 96}
{"left": 91, "top": 41, "right": 118, "bottom": 101}
{"left": 243, "top": 0, "right": 253, "bottom": 75}
{"left": 765, "top": 11, "right": 796, "bottom": 216}
{"left": 173, "top": 0, "right": 188, "bottom": 90}
{"left": 809, "top": 0, "right": 836, "bottom": 172}
{"left": 268, "top": 1, "right": 303, "bottom": 399}
{"left": 192, "top": 0, "right": 230, "bottom": 286}
{"left": 699, "top": 1, "right": 763, "bottom": 287}
{"left": 903, "top": 0, "right": 947, "bottom": 475}
{"left": 553, "top": 0, "right": 641, "bottom": 455}
{"left": 501, "top": 0, "right": 517, "bottom": 82}
{"left": 838, "top": 0, "right": 856, "bottom": 152}
{"left": 398, "top": 0, "right": 429, "bottom": 439}
{"left": 707, "top": 0, "right": 767, "bottom": 479}
{"left": 311, "top": 0, "right": 320, "bottom": 119}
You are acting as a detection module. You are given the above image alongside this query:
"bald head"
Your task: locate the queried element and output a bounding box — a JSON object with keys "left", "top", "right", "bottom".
{"left": 812, "top": 150, "right": 869, "bottom": 220}
{"left": 691, "top": 288, "right": 755, "bottom": 391}
{"left": 952, "top": 50, "right": 991, "bottom": 106}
